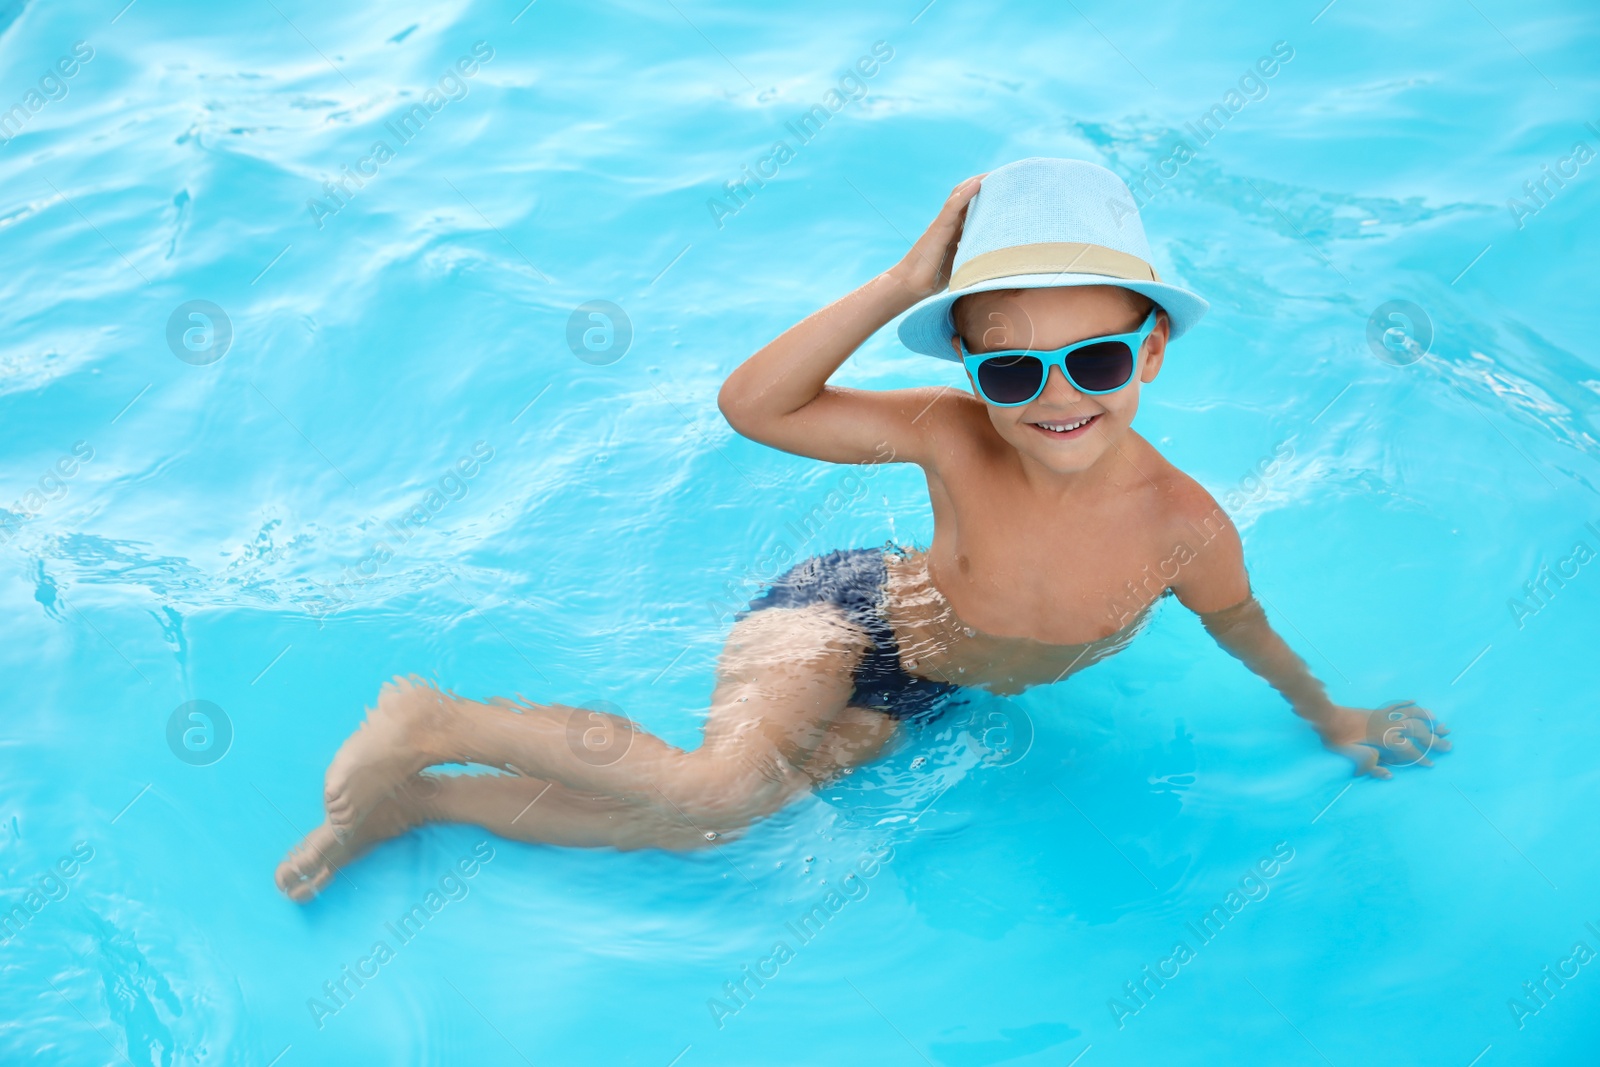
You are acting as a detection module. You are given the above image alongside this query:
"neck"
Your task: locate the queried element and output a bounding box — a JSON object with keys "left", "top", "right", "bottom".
{"left": 1014, "top": 424, "right": 1141, "bottom": 498}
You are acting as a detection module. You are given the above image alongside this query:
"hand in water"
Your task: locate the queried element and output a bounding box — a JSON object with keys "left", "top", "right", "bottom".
{"left": 1315, "top": 700, "right": 1451, "bottom": 779}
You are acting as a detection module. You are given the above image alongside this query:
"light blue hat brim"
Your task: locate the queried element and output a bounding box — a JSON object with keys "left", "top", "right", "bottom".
{"left": 897, "top": 273, "right": 1210, "bottom": 362}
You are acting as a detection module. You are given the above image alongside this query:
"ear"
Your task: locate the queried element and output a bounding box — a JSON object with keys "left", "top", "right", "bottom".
{"left": 1139, "top": 310, "right": 1170, "bottom": 383}
{"left": 950, "top": 334, "right": 987, "bottom": 398}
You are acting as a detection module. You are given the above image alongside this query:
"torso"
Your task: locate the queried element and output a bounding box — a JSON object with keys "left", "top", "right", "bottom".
{"left": 883, "top": 549, "right": 1157, "bottom": 696}
{"left": 882, "top": 401, "right": 1195, "bottom": 696}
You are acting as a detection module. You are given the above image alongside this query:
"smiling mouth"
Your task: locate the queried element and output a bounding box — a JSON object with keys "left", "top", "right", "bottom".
{"left": 1029, "top": 414, "right": 1101, "bottom": 439}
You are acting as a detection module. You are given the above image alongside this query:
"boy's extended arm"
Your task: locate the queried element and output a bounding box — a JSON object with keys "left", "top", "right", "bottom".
{"left": 1161, "top": 504, "right": 1337, "bottom": 728}
{"left": 1197, "top": 596, "right": 1337, "bottom": 728}
{"left": 1168, "top": 492, "right": 1448, "bottom": 777}
{"left": 717, "top": 176, "right": 985, "bottom": 466}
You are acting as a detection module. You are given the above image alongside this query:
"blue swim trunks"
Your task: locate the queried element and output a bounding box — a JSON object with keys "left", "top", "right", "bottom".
{"left": 738, "top": 548, "right": 961, "bottom": 722}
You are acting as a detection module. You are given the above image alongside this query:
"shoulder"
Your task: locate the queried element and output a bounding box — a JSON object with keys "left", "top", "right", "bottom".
{"left": 910, "top": 384, "right": 983, "bottom": 425}
{"left": 1136, "top": 446, "right": 1250, "bottom": 611}
{"left": 906, "top": 385, "right": 995, "bottom": 464}
{"left": 1154, "top": 463, "right": 1238, "bottom": 549}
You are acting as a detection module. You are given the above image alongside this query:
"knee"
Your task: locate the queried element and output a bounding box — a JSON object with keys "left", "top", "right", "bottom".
{"left": 376, "top": 674, "right": 451, "bottom": 716}
{"left": 377, "top": 674, "right": 426, "bottom": 706}
{"left": 659, "top": 748, "right": 804, "bottom": 831}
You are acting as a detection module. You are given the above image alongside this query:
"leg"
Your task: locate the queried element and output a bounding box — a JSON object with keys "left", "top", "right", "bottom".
{"left": 280, "top": 702, "right": 903, "bottom": 902}
{"left": 324, "top": 605, "right": 878, "bottom": 829}
{"left": 318, "top": 604, "right": 891, "bottom": 840}
{"left": 411, "top": 771, "right": 718, "bottom": 850}
{"left": 276, "top": 771, "right": 709, "bottom": 902}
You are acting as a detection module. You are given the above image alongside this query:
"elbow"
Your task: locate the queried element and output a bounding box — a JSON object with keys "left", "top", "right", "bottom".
{"left": 717, "top": 377, "right": 751, "bottom": 434}
{"left": 719, "top": 376, "right": 772, "bottom": 440}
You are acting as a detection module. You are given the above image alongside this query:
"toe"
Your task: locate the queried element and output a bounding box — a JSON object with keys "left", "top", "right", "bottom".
{"left": 287, "top": 863, "right": 334, "bottom": 903}
{"left": 275, "top": 848, "right": 324, "bottom": 898}
{"left": 275, "top": 824, "right": 345, "bottom": 902}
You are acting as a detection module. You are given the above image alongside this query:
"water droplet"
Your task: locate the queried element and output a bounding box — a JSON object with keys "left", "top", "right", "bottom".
{"left": 703, "top": 831, "right": 719, "bottom": 841}
{"left": 956, "top": 666, "right": 965, "bottom": 674}
{"left": 804, "top": 855, "right": 815, "bottom": 863}
{"left": 910, "top": 756, "right": 927, "bottom": 770}
{"left": 963, "top": 626, "right": 977, "bottom": 637}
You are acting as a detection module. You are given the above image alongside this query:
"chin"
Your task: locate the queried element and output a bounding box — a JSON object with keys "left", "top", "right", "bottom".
{"left": 993, "top": 409, "right": 1127, "bottom": 472}
{"left": 1008, "top": 434, "right": 1111, "bottom": 473}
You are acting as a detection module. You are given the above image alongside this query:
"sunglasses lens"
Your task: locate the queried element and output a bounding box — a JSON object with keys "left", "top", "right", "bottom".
{"left": 976, "top": 355, "right": 1045, "bottom": 405}
{"left": 1065, "top": 341, "right": 1135, "bottom": 392}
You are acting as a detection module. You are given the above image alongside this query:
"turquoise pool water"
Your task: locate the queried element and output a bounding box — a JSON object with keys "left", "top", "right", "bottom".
{"left": 3, "top": 0, "right": 1598, "bottom": 1063}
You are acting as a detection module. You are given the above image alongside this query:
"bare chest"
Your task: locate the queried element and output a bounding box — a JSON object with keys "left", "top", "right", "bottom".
{"left": 922, "top": 465, "right": 1170, "bottom": 643}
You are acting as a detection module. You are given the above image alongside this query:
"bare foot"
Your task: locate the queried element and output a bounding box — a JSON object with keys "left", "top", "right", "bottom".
{"left": 276, "top": 780, "right": 427, "bottom": 903}
{"left": 324, "top": 676, "right": 454, "bottom": 839}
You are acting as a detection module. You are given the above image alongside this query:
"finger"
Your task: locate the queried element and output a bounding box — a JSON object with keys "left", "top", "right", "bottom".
{"left": 945, "top": 198, "right": 975, "bottom": 251}
{"left": 915, "top": 201, "right": 978, "bottom": 281}
{"left": 1379, "top": 735, "right": 1431, "bottom": 767}
{"left": 1403, "top": 726, "right": 1449, "bottom": 757}
{"left": 944, "top": 176, "right": 979, "bottom": 204}
{"left": 921, "top": 200, "right": 971, "bottom": 246}
{"left": 1334, "top": 743, "right": 1389, "bottom": 779}
{"left": 937, "top": 189, "right": 980, "bottom": 228}
{"left": 937, "top": 233, "right": 962, "bottom": 286}
{"left": 1395, "top": 714, "right": 1450, "bottom": 755}
{"left": 1396, "top": 716, "right": 1440, "bottom": 745}
{"left": 1398, "top": 703, "right": 1443, "bottom": 732}
{"left": 944, "top": 176, "right": 985, "bottom": 211}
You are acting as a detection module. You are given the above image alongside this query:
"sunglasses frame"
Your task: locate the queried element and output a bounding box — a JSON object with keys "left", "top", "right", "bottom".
{"left": 958, "top": 308, "right": 1160, "bottom": 407}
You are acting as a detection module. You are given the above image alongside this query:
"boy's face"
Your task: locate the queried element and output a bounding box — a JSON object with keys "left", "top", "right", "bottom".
{"left": 950, "top": 285, "right": 1169, "bottom": 476}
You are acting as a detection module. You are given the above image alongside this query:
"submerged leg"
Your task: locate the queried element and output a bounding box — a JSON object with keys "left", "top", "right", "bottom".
{"left": 276, "top": 771, "right": 710, "bottom": 902}
{"left": 321, "top": 604, "right": 893, "bottom": 840}
{"left": 278, "top": 697, "right": 902, "bottom": 902}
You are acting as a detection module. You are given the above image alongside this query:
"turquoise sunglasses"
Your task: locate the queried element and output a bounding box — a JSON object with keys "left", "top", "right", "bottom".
{"left": 958, "top": 309, "right": 1159, "bottom": 406}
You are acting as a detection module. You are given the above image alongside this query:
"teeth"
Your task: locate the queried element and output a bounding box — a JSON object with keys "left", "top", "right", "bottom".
{"left": 1037, "top": 416, "right": 1093, "bottom": 433}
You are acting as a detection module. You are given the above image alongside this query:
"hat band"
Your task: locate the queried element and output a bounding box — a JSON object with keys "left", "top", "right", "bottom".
{"left": 948, "top": 241, "right": 1162, "bottom": 292}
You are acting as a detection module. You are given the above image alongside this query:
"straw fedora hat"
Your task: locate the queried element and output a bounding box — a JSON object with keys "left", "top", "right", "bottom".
{"left": 897, "top": 157, "right": 1209, "bottom": 360}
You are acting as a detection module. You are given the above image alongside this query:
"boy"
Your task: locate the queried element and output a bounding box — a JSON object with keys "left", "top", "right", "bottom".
{"left": 277, "top": 158, "right": 1445, "bottom": 902}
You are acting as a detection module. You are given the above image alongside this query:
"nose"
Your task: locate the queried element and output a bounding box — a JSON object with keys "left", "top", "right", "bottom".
{"left": 1037, "top": 364, "right": 1083, "bottom": 404}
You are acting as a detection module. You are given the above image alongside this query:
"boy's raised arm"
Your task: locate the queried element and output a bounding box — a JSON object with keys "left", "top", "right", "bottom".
{"left": 717, "top": 176, "right": 984, "bottom": 466}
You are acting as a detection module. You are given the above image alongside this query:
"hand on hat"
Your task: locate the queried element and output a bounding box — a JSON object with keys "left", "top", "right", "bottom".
{"left": 888, "top": 174, "right": 985, "bottom": 301}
